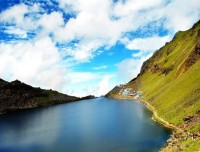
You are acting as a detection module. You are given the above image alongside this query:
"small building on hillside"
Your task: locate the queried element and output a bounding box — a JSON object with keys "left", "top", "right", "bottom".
{"left": 122, "top": 88, "right": 132, "bottom": 96}
{"left": 134, "top": 93, "right": 141, "bottom": 99}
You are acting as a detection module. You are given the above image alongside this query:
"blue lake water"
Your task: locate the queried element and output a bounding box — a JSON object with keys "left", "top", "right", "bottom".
{"left": 0, "top": 97, "right": 171, "bottom": 152}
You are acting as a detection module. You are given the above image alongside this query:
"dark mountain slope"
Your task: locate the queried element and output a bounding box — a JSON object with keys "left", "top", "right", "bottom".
{"left": 0, "top": 78, "right": 94, "bottom": 113}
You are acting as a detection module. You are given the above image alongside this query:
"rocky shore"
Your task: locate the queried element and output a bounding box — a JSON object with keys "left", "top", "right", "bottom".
{"left": 161, "top": 130, "right": 200, "bottom": 152}
{"left": 143, "top": 100, "right": 200, "bottom": 152}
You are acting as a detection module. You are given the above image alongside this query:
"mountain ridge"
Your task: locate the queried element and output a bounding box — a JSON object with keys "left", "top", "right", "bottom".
{"left": 106, "top": 20, "right": 200, "bottom": 151}
{"left": 0, "top": 78, "right": 95, "bottom": 113}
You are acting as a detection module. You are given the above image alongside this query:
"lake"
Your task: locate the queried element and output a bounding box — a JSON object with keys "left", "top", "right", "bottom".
{"left": 0, "top": 97, "right": 171, "bottom": 152}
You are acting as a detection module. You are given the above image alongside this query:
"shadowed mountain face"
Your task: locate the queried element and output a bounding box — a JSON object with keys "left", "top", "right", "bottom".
{"left": 0, "top": 78, "right": 95, "bottom": 113}
{"left": 106, "top": 20, "right": 200, "bottom": 151}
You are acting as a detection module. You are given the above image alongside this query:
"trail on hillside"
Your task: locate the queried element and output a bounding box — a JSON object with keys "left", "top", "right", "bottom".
{"left": 142, "top": 100, "right": 183, "bottom": 132}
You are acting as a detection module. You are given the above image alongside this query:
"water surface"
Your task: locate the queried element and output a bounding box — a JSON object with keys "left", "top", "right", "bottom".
{"left": 0, "top": 97, "right": 171, "bottom": 152}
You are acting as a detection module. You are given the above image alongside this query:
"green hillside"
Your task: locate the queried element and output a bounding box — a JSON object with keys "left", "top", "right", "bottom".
{"left": 106, "top": 20, "right": 200, "bottom": 151}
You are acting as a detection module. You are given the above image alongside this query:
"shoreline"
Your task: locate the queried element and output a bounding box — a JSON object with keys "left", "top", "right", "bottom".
{"left": 105, "top": 95, "right": 187, "bottom": 151}
{"left": 140, "top": 99, "right": 183, "bottom": 132}
{"left": 106, "top": 95, "right": 200, "bottom": 151}
{"left": 108, "top": 96, "right": 182, "bottom": 131}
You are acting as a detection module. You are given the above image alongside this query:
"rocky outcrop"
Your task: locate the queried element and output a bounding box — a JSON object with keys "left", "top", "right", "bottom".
{"left": 0, "top": 78, "right": 95, "bottom": 113}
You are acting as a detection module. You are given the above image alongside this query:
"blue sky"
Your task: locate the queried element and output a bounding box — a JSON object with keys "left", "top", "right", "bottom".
{"left": 0, "top": 0, "right": 200, "bottom": 97}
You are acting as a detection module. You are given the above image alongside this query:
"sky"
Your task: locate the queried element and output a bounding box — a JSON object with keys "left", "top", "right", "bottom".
{"left": 0, "top": 0, "right": 200, "bottom": 97}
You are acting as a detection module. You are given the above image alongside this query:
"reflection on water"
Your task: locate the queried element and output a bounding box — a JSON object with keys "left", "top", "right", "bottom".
{"left": 0, "top": 97, "right": 171, "bottom": 152}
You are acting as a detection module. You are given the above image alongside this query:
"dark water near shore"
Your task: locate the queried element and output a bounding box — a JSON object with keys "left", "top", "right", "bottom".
{"left": 0, "top": 97, "right": 171, "bottom": 152}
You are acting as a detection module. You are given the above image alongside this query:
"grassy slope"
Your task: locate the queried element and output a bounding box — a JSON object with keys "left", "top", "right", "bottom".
{"left": 138, "top": 22, "right": 200, "bottom": 128}
{"left": 107, "top": 21, "right": 200, "bottom": 151}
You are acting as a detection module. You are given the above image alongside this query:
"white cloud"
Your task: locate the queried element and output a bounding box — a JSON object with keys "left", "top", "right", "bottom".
{"left": 113, "top": 0, "right": 164, "bottom": 17}
{"left": 162, "top": 0, "right": 200, "bottom": 32}
{"left": 0, "top": 3, "right": 41, "bottom": 29}
{"left": 132, "top": 51, "right": 144, "bottom": 58}
{"left": 58, "top": 0, "right": 111, "bottom": 14}
{"left": 1, "top": 0, "right": 199, "bottom": 63}
{"left": 97, "top": 75, "right": 112, "bottom": 97}
{"left": 4, "top": 26, "right": 27, "bottom": 38}
{"left": 60, "top": 69, "right": 114, "bottom": 97}
{"left": 0, "top": 4, "right": 29, "bottom": 25}
{"left": 117, "top": 54, "right": 152, "bottom": 83}
{"left": 54, "top": 0, "right": 146, "bottom": 61}
{"left": 126, "top": 35, "right": 171, "bottom": 52}
{"left": 117, "top": 58, "right": 143, "bottom": 83}
{"left": 38, "top": 11, "right": 64, "bottom": 34}
{"left": 64, "top": 74, "right": 115, "bottom": 97}
{"left": 55, "top": 0, "right": 200, "bottom": 62}
{"left": 67, "top": 72, "right": 100, "bottom": 83}
{"left": 54, "top": 11, "right": 129, "bottom": 61}
{"left": 0, "top": 37, "right": 66, "bottom": 91}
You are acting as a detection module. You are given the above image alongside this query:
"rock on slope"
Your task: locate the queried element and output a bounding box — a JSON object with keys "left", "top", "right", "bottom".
{"left": 106, "top": 20, "right": 200, "bottom": 151}
{"left": 0, "top": 78, "right": 95, "bottom": 113}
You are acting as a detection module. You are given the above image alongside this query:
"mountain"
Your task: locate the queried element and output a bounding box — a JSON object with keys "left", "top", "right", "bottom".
{"left": 106, "top": 20, "right": 200, "bottom": 151}
{"left": 0, "top": 78, "right": 95, "bottom": 113}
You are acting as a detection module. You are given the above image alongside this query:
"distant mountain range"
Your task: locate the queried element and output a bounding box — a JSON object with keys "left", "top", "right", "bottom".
{"left": 106, "top": 20, "right": 200, "bottom": 151}
{"left": 0, "top": 78, "right": 95, "bottom": 113}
